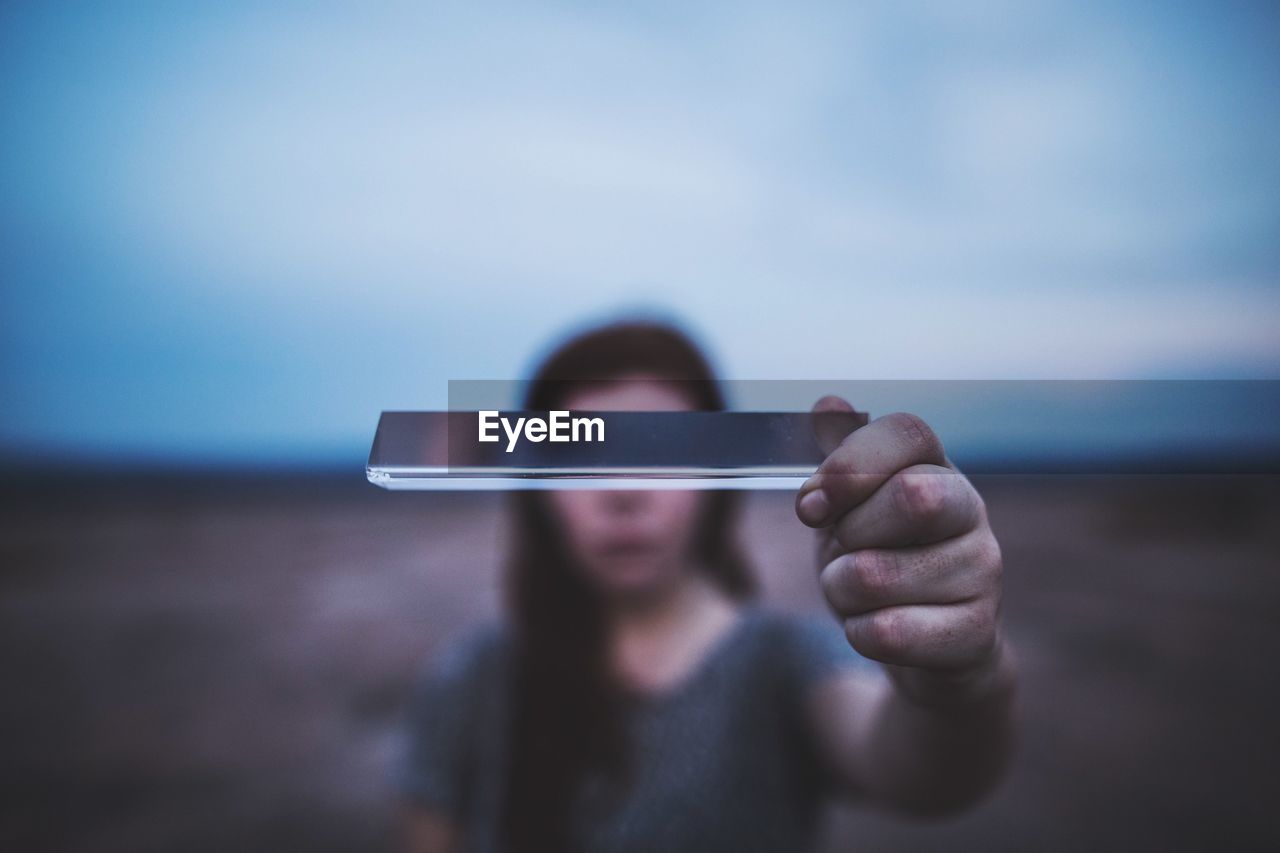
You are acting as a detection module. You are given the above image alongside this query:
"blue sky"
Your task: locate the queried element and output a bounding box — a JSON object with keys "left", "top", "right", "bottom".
{"left": 2, "top": 1, "right": 1278, "bottom": 465}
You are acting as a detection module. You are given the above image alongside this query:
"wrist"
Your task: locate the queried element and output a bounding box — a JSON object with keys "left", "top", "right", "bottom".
{"left": 886, "top": 633, "right": 1017, "bottom": 712}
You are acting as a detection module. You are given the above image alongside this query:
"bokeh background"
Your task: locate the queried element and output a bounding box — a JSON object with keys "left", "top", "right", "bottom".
{"left": 2, "top": 2, "right": 1278, "bottom": 851}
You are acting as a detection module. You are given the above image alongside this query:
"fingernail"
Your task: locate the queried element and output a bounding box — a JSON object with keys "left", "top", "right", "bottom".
{"left": 798, "top": 488, "right": 830, "bottom": 526}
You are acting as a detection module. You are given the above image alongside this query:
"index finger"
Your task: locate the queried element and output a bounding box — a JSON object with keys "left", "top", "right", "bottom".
{"left": 796, "top": 411, "right": 948, "bottom": 528}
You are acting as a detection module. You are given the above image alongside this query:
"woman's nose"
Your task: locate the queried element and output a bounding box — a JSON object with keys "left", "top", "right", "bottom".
{"left": 599, "top": 489, "right": 651, "bottom": 513}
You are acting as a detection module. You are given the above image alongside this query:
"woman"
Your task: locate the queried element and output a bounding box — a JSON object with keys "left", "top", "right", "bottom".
{"left": 399, "top": 320, "right": 1017, "bottom": 852}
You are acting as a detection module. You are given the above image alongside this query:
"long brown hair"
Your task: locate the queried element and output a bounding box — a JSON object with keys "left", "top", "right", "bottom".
{"left": 499, "top": 319, "right": 756, "bottom": 852}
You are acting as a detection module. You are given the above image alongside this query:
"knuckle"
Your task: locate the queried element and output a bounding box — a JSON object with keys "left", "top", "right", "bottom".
{"left": 982, "top": 534, "right": 1004, "bottom": 583}
{"left": 972, "top": 486, "right": 990, "bottom": 520}
{"left": 853, "top": 549, "right": 897, "bottom": 599}
{"left": 959, "top": 477, "right": 987, "bottom": 523}
{"left": 966, "top": 597, "right": 991, "bottom": 630}
{"left": 893, "top": 471, "right": 947, "bottom": 522}
{"left": 971, "top": 602, "right": 999, "bottom": 651}
{"left": 866, "top": 609, "right": 910, "bottom": 658}
{"left": 964, "top": 530, "right": 1003, "bottom": 591}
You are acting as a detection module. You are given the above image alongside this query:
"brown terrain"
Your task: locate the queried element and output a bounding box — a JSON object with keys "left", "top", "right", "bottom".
{"left": 2, "top": 474, "right": 1278, "bottom": 851}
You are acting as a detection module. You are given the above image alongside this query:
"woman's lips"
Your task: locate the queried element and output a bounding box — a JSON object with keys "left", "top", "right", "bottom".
{"left": 597, "top": 536, "right": 659, "bottom": 557}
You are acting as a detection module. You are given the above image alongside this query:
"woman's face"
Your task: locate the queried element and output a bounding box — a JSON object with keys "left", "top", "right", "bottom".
{"left": 545, "top": 376, "right": 705, "bottom": 601}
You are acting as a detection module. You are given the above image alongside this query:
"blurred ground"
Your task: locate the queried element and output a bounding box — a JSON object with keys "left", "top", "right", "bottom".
{"left": 1, "top": 475, "right": 1278, "bottom": 851}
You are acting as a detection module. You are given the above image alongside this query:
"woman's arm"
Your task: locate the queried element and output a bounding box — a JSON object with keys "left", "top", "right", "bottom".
{"left": 805, "top": 640, "right": 1018, "bottom": 815}
{"left": 795, "top": 398, "right": 1018, "bottom": 815}
{"left": 401, "top": 806, "right": 459, "bottom": 853}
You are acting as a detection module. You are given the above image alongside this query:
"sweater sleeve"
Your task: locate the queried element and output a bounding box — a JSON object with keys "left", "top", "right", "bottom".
{"left": 783, "top": 611, "right": 878, "bottom": 690}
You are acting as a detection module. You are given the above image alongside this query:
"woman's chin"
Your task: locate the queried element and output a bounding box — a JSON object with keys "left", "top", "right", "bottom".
{"left": 589, "top": 558, "right": 678, "bottom": 600}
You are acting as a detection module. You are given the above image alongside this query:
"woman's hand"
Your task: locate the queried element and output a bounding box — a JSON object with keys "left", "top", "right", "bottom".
{"left": 796, "top": 397, "right": 1016, "bottom": 812}
{"left": 796, "top": 396, "right": 1006, "bottom": 700}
